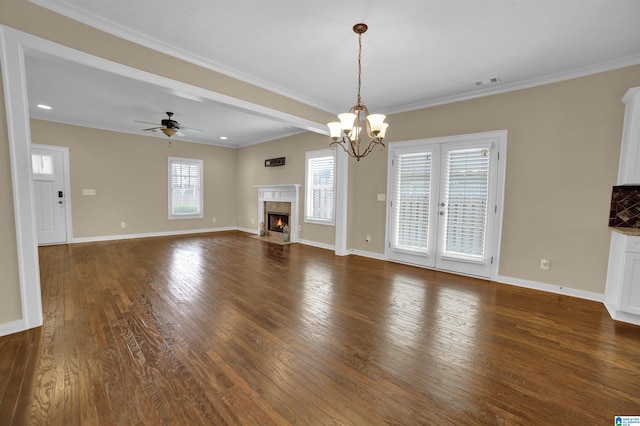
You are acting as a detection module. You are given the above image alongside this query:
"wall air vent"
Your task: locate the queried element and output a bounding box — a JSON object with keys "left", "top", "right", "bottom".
{"left": 265, "top": 157, "right": 286, "bottom": 167}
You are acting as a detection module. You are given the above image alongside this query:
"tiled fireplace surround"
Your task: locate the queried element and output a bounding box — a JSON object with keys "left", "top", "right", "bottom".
{"left": 609, "top": 185, "right": 640, "bottom": 228}
{"left": 256, "top": 184, "right": 300, "bottom": 242}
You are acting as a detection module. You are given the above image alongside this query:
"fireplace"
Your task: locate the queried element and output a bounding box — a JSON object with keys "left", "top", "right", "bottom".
{"left": 267, "top": 212, "right": 289, "bottom": 233}
{"left": 256, "top": 184, "right": 300, "bottom": 242}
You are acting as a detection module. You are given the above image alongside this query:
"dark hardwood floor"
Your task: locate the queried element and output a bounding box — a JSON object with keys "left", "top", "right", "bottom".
{"left": 1, "top": 231, "right": 639, "bottom": 425}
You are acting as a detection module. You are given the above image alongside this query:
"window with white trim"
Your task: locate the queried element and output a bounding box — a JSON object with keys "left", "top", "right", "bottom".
{"left": 168, "top": 157, "right": 203, "bottom": 220}
{"left": 305, "top": 149, "right": 336, "bottom": 225}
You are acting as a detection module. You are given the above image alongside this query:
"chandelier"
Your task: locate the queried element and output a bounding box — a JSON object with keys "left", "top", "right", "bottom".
{"left": 328, "top": 23, "right": 389, "bottom": 161}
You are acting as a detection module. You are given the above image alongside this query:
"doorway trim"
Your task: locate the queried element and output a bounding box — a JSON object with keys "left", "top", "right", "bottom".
{"left": 32, "top": 144, "right": 73, "bottom": 244}
{"left": 384, "top": 130, "right": 508, "bottom": 281}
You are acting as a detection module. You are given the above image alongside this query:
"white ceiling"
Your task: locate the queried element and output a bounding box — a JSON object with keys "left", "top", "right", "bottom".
{"left": 24, "top": 0, "right": 640, "bottom": 147}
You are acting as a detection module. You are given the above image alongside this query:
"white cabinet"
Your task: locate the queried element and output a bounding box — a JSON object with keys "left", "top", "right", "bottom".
{"left": 617, "top": 87, "right": 640, "bottom": 185}
{"left": 605, "top": 230, "right": 640, "bottom": 325}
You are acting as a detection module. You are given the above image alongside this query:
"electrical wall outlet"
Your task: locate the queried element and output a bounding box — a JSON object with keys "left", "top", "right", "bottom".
{"left": 212, "top": 217, "right": 216, "bottom": 223}
{"left": 120, "top": 222, "right": 126, "bottom": 229}
{"left": 540, "top": 258, "right": 550, "bottom": 270}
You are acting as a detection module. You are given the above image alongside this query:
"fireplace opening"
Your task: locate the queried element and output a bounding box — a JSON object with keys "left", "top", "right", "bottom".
{"left": 267, "top": 212, "right": 289, "bottom": 233}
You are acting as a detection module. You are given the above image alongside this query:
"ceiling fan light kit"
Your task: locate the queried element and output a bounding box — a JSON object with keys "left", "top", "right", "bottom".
{"left": 328, "top": 23, "right": 389, "bottom": 161}
{"left": 161, "top": 128, "right": 177, "bottom": 137}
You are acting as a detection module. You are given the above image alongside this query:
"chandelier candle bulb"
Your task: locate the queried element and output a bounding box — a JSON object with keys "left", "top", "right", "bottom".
{"left": 378, "top": 122, "right": 389, "bottom": 139}
{"left": 367, "top": 114, "right": 387, "bottom": 134}
{"left": 328, "top": 122, "right": 342, "bottom": 140}
{"left": 338, "top": 113, "right": 357, "bottom": 134}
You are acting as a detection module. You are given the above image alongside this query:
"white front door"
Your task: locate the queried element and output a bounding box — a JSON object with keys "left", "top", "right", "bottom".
{"left": 32, "top": 146, "right": 69, "bottom": 245}
{"left": 387, "top": 131, "right": 505, "bottom": 279}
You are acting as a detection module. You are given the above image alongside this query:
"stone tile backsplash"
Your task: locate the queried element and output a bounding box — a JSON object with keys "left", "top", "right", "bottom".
{"left": 610, "top": 186, "right": 640, "bottom": 227}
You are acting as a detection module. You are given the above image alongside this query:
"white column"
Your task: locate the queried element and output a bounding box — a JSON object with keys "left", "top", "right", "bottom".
{"left": 0, "top": 26, "right": 43, "bottom": 331}
{"left": 334, "top": 149, "right": 349, "bottom": 256}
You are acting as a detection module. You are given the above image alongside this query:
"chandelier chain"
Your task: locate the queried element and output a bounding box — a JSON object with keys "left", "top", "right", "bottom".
{"left": 357, "top": 31, "right": 362, "bottom": 105}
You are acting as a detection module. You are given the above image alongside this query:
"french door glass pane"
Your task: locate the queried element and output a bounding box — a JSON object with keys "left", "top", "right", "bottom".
{"left": 442, "top": 147, "right": 490, "bottom": 259}
{"left": 393, "top": 152, "right": 431, "bottom": 253}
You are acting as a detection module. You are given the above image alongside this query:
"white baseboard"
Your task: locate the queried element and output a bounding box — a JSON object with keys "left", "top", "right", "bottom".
{"left": 237, "top": 226, "right": 258, "bottom": 235}
{"left": 351, "top": 249, "right": 386, "bottom": 261}
{"left": 297, "top": 238, "right": 335, "bottom": 251}
{"left": 347, "top": 249, "right": 606, "bottom": 304}
{"left": 72, "top": 226, "right": 237, "bottom": 243}
{"left": 0, "top": 319, "right": 27, "bottom": 337}
{"left": 497, "top": 275, "right": 605, "bottom": 303}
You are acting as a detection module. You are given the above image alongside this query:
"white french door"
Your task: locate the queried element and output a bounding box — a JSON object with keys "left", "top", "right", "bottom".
{"left": 386, "top": 131, "right": 506, "bottom": 279}
{"left": 32, "top": 145, "right": 71, "bottom": 245}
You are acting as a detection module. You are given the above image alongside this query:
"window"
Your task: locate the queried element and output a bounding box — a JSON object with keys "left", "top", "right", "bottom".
{"left": 305, "top": 149, "right": 336, "bottom": 225}
{"left": 441, "top": 147, "right": 490, "bottom": 260}
{"left": 168, "top": 157, "right": 203, "bottom": 220}
{"left": 393, "top": 151, "right": 432, "bottom": 253}
{"left": 32, "top": 154, "right": 54, "bottom": 177}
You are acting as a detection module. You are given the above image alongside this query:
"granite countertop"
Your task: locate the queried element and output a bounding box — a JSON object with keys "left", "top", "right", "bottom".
{"left": 611, "top": 227, "right": 640, "bottom": 236}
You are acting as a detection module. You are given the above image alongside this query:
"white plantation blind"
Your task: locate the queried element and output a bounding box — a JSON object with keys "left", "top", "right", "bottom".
{"left": 442, "top": 147, "right": 490, "bottom": 260}
{"left": 305, "top": 150, "right": 335, "bottom": 224}
{"left": 393, "top": 152, "right": 432, "bottom": 253}
{"left": 168, "top": 157, "right": 203, "bottom": 219}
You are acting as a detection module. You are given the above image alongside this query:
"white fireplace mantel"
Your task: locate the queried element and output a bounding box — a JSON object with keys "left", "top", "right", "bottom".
{"left": 255, "top": 184, "right": 301, "bottom": 242}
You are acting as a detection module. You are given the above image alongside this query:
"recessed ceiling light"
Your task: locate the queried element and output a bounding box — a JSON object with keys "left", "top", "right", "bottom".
{"left": 220, "top": 136, "right": 228, "bottom": 140}
{"left": 37, "top": 104, "right": 52, "bottom": 110}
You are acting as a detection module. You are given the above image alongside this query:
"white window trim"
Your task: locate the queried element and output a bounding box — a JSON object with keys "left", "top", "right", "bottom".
{"left": 168, "top": 157, "right": 204, "bottom": 220}
{"left": 304, "top": 149, "right": 336, "bottom": 226}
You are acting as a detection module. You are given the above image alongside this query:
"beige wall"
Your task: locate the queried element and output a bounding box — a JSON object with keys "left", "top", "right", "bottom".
{"left": 0, "top": 67, "right": 23, "bottom": 323}
{"left": 9, "top": 63, "right": 635, "bottom": 321}
{"left": 236, "top": 132, "right": 335, "bottom": 246}
{"left": 239, "top": 65, "right": 640, "bottom": 294}
{"left": 31, "top": 120, "right": 238, "bottom": 238}
{"left": 345, "top": 65, "right": 640, "bottom": 294}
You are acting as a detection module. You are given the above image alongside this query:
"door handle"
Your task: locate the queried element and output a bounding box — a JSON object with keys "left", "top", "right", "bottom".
{"left": 439, "top": 211, "right": 444, "bottom": 216}
{"left": 440, "top": 202, "right": 445, "bottom": 207}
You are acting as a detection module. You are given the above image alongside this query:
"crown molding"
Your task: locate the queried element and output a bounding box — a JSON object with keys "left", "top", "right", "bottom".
{"left": 27, "top": 0, "right": 335, "bottom": 114}
{"left": 384, "top": 53, "right": 640, "bottom": 115}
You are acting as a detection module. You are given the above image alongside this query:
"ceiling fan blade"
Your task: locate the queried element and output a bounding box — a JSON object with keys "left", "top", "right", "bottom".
{"left": 143, "top": 127, "right": 162, "bottom": 131}
{"left": 135, "top": 120, "right": 161, "bottom": 125}
{"left": 181, "top": 126, "right": 203, "bottom": 134}
{"left": 176, "top": 130, "right": 185, "bottom": 137}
